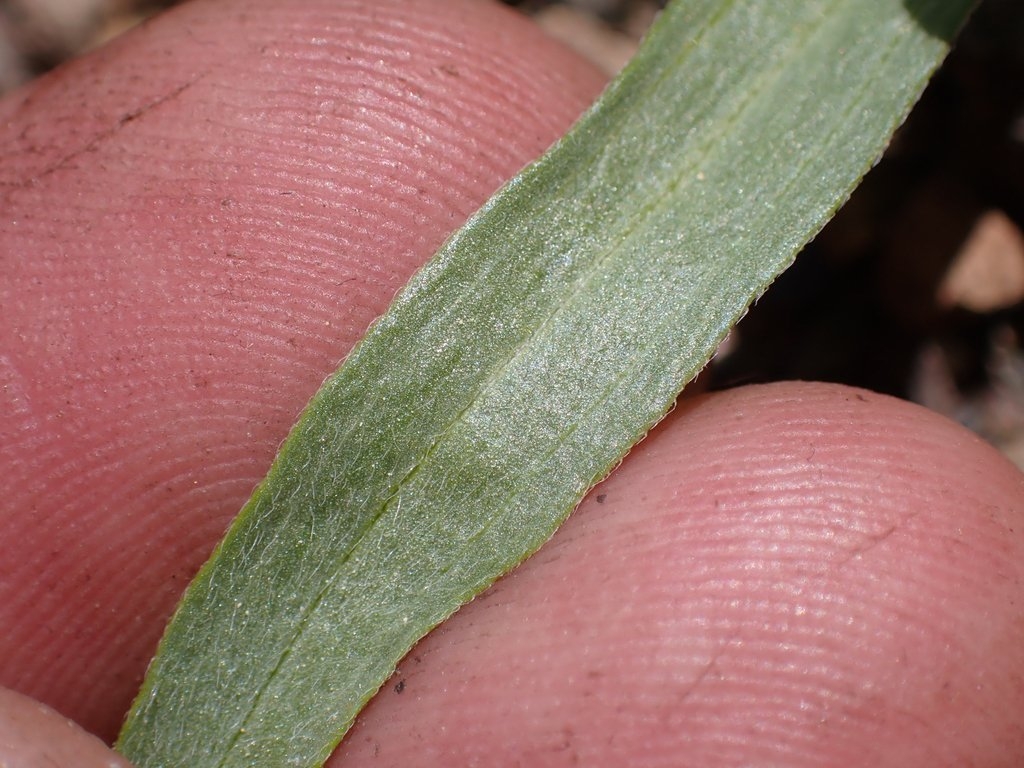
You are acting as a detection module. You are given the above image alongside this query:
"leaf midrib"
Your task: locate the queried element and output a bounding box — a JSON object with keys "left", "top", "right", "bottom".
{"left": 213, "top": 6, "right": 835, "bottom": 761}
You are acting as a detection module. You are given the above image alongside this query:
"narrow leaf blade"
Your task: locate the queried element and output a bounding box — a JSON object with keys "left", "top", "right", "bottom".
{"left": 117, "top": 1, "right": 972, "bottom": 766}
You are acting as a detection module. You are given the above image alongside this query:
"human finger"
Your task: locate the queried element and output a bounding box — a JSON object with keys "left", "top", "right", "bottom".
{"left": 331, "top": 382, "right": 1024, "bottom": 767}
{"left": 0, "top": 686, "right": 133, "bottom": 768}
{"left": 0, "top": 0, "right": 605, "bottom": 740}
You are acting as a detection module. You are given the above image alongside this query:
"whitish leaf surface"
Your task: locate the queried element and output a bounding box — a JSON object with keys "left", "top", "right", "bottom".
{"left": 117, "top": 1, "right": 972, "bottom": 766}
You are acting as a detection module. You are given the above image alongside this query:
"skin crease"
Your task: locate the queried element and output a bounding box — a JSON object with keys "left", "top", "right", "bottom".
{"left": 0, "top": 2, "right": 1022, "bottom": 768}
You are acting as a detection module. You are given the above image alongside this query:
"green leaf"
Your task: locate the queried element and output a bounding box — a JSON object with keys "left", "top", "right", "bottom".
{"left": 116, "top": 1, "right": 972, "bottom": 766}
